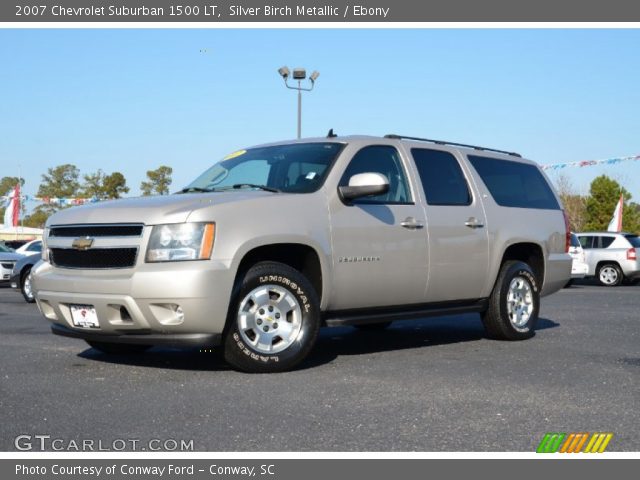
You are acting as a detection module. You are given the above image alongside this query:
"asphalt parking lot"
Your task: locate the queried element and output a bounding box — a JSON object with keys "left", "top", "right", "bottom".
{"left": 0, "top": 282, "right": 638, "bottom": 452}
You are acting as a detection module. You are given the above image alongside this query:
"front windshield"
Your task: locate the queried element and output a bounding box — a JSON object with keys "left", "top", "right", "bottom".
{"left": 0, "top": 243, "right": 14, "bottom": 253}
{"left": 184, "top": 142, "right": 344, "bottom": 194}
{"left": 570, "top": 234, "right": 580, "bottom": 247}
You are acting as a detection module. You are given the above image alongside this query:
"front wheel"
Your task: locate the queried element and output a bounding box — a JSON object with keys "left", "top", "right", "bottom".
{"left": 223, "top": 261, "right": 320, "bottom": 373}
{"left": 21, "top": 267, "right": 35, "bottom": 303}
{"left": 597, "top": 263, "right": 623, "bottom": 287}
{"left": 482, "top": 260, "right": 539, "bottom": 340}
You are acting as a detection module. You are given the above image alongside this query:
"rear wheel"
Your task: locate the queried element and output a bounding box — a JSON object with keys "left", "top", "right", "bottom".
{"left": 86, "top": 341, "right": 150, "bottom": 354}
{"left": 482, "top": 260, "right": 539, "bottom": 341}
{"left": 21, "top": 267, "right": 35, "bottom": 303}
{"left": 223, "top": 261, "right": 320, "bottom": 373}
{"left": 597, "top": 263, "right": 623, "bottom": 287}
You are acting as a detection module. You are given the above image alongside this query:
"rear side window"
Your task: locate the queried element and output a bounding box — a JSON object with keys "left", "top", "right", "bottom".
{"left": 600, "top": 236, "right": 615, "bottom": 249}
{"left": 579, "top": 236, "right": 594, "bottom": 249}
{"left": 625, "top": 235, "right": 640, "bottom": 248}
{"left": 467, "top": 156, "right": 560, "bottom": 210}
{"left": 411, "top": 148, "right": 471, "bottom": 206}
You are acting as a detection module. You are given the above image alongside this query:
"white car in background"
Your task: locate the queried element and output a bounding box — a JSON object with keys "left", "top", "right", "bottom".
{"left": 567, "top": 233, "right": 588, "bottom": 286}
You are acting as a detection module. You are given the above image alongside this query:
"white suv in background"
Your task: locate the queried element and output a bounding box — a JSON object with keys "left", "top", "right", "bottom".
{"left": 576, "top": 232, "right": 640, "bottom": 286}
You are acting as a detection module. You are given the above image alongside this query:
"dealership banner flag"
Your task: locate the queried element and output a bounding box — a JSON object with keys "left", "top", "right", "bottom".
{"left": 2, "top": 184, "right": 20, "bottom": 228}
{"left": 607, "top": 193, "right": 624, "bottom": 232}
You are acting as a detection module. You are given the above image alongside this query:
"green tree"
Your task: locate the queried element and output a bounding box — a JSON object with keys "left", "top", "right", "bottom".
{"left": 82, "top": 170, "right": 129, "bottom": 200}
{"left": 584, "top": 175, "right": 640, "bottom": 233}
{"left": 140, "top": 166, "right": 172, "bottom": 196}
{"left": 103, "top": 171, "right": 129, "bottom": 199}
{"left": 22, "top": 210, "right": 49, "bottom": 229}
{"left": 553, "top": 174, "right": 587, "bottom": 232}
{"left": 31, "top": 164, "right": 81, "bottom": 222}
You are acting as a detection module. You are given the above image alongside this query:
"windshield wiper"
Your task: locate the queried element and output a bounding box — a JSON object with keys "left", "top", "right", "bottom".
{"left": 231, "top": 184, "right": 281, "bottom": 193}
{"left": 177, "top": 187, "right": 214, "bottom": 194}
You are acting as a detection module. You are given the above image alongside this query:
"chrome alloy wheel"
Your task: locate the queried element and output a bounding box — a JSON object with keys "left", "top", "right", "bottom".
{"left": 599, "top": 266, "right": 619, "bottom": 285}
{"left": 506, "top": 276, "right": 534, "bottom": 329}
{"left": 23, "top": 272, "right": 34, "bottom": 300}
{"left": 237, "top": 284, "right": 303, "bottom": 354}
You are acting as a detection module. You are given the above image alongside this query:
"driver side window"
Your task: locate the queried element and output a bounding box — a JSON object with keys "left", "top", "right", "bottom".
{"left": 339, "top": 145, "right": 411, "bottom": 204}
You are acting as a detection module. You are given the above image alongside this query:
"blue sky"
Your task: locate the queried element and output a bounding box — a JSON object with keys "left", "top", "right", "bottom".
{"left": 1, "top": 29, "right": 639, "bottom": 206}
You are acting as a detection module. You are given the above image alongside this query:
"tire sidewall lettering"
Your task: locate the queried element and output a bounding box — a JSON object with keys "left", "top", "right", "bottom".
{"left": 515, "top": 269, "right": 538, "bottom": 293}
{"left": 258, "top": 275, "right": 312, "bottom": 313}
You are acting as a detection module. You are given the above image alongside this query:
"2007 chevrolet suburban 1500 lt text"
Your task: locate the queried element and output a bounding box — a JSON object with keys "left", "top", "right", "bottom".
{"left": 32, "top": 134, "right": 572, "bottom": 372}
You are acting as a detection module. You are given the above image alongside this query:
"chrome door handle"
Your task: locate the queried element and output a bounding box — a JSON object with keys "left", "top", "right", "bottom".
{"left": 464, "top": 217, "right": 485, "bottom": 229}
{"left": 401, "top": 217, "right": 424, "bottom": 230}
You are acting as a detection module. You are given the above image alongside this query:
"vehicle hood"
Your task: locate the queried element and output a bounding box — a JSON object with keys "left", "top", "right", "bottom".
{"left": 0, "top": 252, "right": 23, "bottom": 262}
{"left": 14, "top": 253, "right": 41, "bottom": 269}
{"left": 45, "top": 191, "right": 276, "bottom": 226}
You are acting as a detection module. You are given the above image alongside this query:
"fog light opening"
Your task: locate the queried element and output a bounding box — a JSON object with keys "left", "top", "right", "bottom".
{"left": 174, "top": 305, "right": 185, "bottom": 323}
{"left": 119, "top": 306, "right": 132, "bottom": 322}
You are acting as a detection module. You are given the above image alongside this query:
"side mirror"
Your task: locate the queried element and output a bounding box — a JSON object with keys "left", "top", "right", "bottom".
{"left": 338, "top": 172, "right": 389, "bottom": 201}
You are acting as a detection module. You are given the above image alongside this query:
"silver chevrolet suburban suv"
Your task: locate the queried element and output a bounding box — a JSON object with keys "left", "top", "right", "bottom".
{"left": 32, "top": 134, "right": 572, "bottom": 372}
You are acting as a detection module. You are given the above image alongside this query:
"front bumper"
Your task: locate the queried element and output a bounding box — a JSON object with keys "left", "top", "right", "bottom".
{"left": 52, "top": 323, "right": 221, "bottom": 346}
{"left": 1, "top": 267, "right": 12, "bottom": 282}
{"left": 32, "top": 259, "right": 235, "bottom": 345}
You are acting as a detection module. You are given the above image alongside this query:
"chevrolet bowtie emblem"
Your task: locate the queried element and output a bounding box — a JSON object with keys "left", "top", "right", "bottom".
{"left": 71, "top": 237, "right": 94, "bottom": 250}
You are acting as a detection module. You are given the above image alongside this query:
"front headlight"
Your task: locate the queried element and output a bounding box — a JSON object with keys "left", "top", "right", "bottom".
{"left": 146, "top": 223, "right": 215, "bottom": 262}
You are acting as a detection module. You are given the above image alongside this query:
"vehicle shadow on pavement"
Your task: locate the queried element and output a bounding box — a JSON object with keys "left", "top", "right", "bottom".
{"left": 303, "top": 314, "right": 559, "bottom": 369}
{"left": 76, "top": 314, "right": 559, "bottom": 372}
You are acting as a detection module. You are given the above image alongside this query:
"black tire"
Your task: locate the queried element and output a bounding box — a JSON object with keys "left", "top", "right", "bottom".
{"left": 21, "top": 267, "right": 36, "bottom": 303}
{"left": 597, "top": 263, "right": 623, "bottom": 287}
{"left": 223, "top": 261, "right": 320, "bottom": 373}
{"left": 86, "top": 341, "right": 150, "bottom": 354}
{"left": 481, "top": 260, "right": 539, "bottom": 341}
{"left": 354, "top": 321, "right": 392, "bottom": 331}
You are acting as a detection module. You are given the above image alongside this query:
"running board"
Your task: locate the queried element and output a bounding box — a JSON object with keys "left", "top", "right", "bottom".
{"left": 323, "top": 299, "right": 488, "bottom": 327}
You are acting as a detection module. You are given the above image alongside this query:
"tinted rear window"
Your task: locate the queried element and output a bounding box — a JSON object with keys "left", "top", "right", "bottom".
{"left": 467, "top": 156, "right": 560, "bottom": 210}
{"left": 625, "top": 235, "right": 640, "bottom": 247}
{"left": 601, "top": 236, "right": 615, "bottom": 248}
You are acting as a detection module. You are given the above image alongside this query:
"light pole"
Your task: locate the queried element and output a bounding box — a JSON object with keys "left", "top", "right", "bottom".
{"left": 278, "top": 66, "right": 319, "bottom": 139}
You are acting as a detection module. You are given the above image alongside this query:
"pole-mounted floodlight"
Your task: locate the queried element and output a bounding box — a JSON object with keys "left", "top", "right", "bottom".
{"left": 278, "top": 65, "right": 319, "bottom": 139}
{"left": 278, "top": 66, "right": 290, "bottom": 79}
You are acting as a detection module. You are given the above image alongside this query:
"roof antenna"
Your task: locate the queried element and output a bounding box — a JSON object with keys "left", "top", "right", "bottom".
{"left": 327, "top": 129, "right": 337, "bottom": 138}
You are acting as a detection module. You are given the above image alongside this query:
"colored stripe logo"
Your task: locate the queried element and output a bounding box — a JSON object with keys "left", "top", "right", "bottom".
{"left": 536, "top": 433, "right": 613, "bottom": 453}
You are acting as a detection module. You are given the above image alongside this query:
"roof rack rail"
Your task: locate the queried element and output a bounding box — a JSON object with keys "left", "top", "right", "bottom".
{"left": 384, "top": 134, "right": 521, "bottom": 158}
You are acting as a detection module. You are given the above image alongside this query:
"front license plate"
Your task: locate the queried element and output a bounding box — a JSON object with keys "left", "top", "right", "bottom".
{"left": 70, "top": 304, "right": 100, "bottom": 329}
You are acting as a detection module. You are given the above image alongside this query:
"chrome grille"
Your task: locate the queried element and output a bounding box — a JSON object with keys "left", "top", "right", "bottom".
{"left": 49, "top": 224, "right": 143, "bottom": 237}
